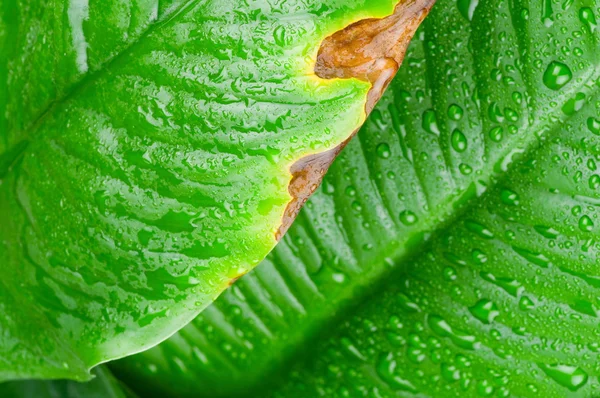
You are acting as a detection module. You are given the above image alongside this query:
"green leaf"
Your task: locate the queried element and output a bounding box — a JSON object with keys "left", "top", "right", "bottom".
{"left": 0, "top": 367, "right": 136, "bottom": 398}
{"left": 0, "top": 0, "right": 431, "bottom": 382}
{"left": 112, "top": 0, "right": 600, "bottom": 396}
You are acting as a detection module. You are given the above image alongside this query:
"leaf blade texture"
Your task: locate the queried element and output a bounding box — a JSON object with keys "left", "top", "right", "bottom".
{"left": 0, "top": 0, "right": 431, "bottom": 381}
{"left": 112, "top": 0, "right": 600, "bottom": 396}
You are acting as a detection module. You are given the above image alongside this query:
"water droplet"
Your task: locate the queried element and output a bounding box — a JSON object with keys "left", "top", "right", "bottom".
{"left": 590, "top": 175, "right": 600, "bottom": 189}
{"left": 477, "top": 380, "right": 495, "bottom": 396}
{"left": 441, "top": 363, "right": 462, "bottom": 382}
{"left": 428, "top": 315, "right": 479, "bottom": 350}
{"left": 543, "top": 61, "right": 572, "bottom": 90}
{"left": 459, "top": 163, "right": 473, "bottom": 175}
{"left": 541, "top": 0, "right": 554, "bottom": 27}
{"left": 443, "top": 266, "right": 457, "bottom": 281}
{"left": 539, "top": 364, "right": 589, "bottom": 391}
{"left": 469, "top": 299, "right": 499, "bottom": 324}
{"left": 465, "top": 220, "right": 494, "bottom": 239}
{"left": 562, "top": 93, "right": 586, "bottom": 115}
{"left": 422, "top": 110, "right": 441, "bottom": 135}
{"left": 398, "top": 293, "right": 421, "bottom": 313}
{"left": 451, "top": 129, "right": 468, "bottom": 152}
{"left": 399, "top": 210, "right": 418, "bottom": 226}
{"left": 481, "top": 272, "right": 523, "bottom": 297}
{"left": 340, "top": 337, "right": 366, "bottom": 361}
{"left": 505, "top": 108, "right": 519, "bottom": 122}
{"left": 376, "top": 143, "right": 391, "bottom": 159}
{"left": 512, "top": 91, "right": 523, "bottom": 104}
{"left": 489, "top": 126, "right": 503, "bottom": 142}
{"left": 587, "top": 117, "right": 600, "bottom": 135}
{"left": 457, "top": 0, "right": 479, "bottom": 21}
{"left": 407, "top": 347, "right": 426, "bottom": 363}
{"left": 534, "top": 225, "right": 559, "bottom": 239}
{"left": 500, "top": 189, "right": 520, "bottom": 205}
{"left": 472, "top": 249, "right": 488, "bottom": 264}
{"left": 519, "top": 296, "right": 535, "bottom": 311}
{"left": 448, "top": 104, "right": 464, "bottom": 120}
{"left": 488, "top": 102, "right": 505, "bottom": 123}
{"left": 580, "top": 7, "right": 597, "bottom": 32}
{"left": 376, "top": 353, "right": 417, "bottom": 392}
{"left": 513, "top": 246, "right": 551, "bottom": 267}
{"left": 579, "top": 215, "right": 594, "bottom": 232}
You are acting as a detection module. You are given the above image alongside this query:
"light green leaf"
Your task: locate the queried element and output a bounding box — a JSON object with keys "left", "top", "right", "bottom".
{"left": 0, "top": 0, "right": 431, "bottom": 382}
{"left": 112, "top": 0, "right": 600, "bottom": 396}
{"left": 0, "top": 366, "right": 135, "bottom": 398}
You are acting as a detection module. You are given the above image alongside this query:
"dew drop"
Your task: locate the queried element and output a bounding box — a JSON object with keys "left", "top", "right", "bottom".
{"left": 376, "top": 353, "right": 417, "bottom": 392}
{"left": 488, "top": 102, "right": 505, "bottom": 123}
{"left": 543, "top": 61, "right": 572, "bottom": 90}
{"left": 519, "top": 296, "right": 535, "bottom": 311}
{"left": 539, "top": 364, "right": 589, "bottom": 391}
{"left": 469, "top": 299, "right": 499, "bottom": 324}
{"left": 590, "top": 175, "right": 600, "bottom": 189}
{"left": 448, "top": 104, "right": 464, "bottom": 120}
{"left": 534, "top": 225, "right": 559, "bottom": 239}
{"left": 489, "top": 126, "right": 503, "bottom": 142}
{"left": 464, "top": 220, "right": 494, "bottom": 239}
{"left": 399, "top": 210, "right": 418, "bottom": 226}
{"left": 459, "top": 163, "right": 473, "bottom": 175}
{"left": 457, "top": 0, "right": 479, "bottom": 21}
{"left": 579, "top": 215, "right": 594, "bottom": 232}
{"left": 451, "top": 129, "right": 468, "bottom": 152}
{"left": 500, "top": 189, "right": 520, "bottom": 206}
{"left": 422, "top": 110, "right": 441, "bottom": 135}
{"left": 376, "top": 143, "right": 391, "bottom": 159}
{"left": 587, "top": 117, "right": 600, "bottom": 135}
{"left": 580, "top": 7, "right": 597, "bottom": 32}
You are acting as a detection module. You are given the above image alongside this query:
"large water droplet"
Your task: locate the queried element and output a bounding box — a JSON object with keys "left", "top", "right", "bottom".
{"left": 541, "top": 0, "right": 554, "bottom": 27}
{"left": 580, "top": 7, "right": 597, "bottom": 32}
{"left": 519, "top": 296, "right": 535, "bottom": 311}
{"left": 513, "top": 246, "right": 551, "bottom": 267}
{"left": 448, "top": 104, "right": 464, "bottom": 120}
{"left": 465, "top": 220, "right": 494, "bottom": 239}
{"left": 422, "top": 110, "right": 441, "bottom": 135}
{"left": 579, "top": 215, "right": 594, "bottom": 232}
{"left": 457, "top": 0, "right": 479, "bottom": 21}
{"left": 469, "top": 299, "right": 499, "bottom": 324}
{"left": 534, "top": 225, "right": 559, "bottom": 239}
{"left": 481, "top": 272, "right": 523, "bottom": 297}
{"left": 451, "top": 129, "right": 468, "bottom": 152}
{"left": 543, "top": 61, "right": 572, "bottom": 90}
{"left": 488, "top": 102, "right": 505, "bottom": 123}
{"left": 587, "top": 117, "right": 600, "bottom": 135}
{"left": 489, "top": 127, "right": 503, "bottom": 142}
{"left": 590, "top": 175, "right": 600, "bottom": 189}
{"left": 500, "top": 189, "right": 520, "bottom": 206}
{"left": 539, "top": 364, "right": 589, "bottom": 391}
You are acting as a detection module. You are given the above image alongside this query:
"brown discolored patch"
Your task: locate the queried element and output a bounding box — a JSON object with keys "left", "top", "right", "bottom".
{"left": 276, "top": 0, "right": 436, "bottom": 240}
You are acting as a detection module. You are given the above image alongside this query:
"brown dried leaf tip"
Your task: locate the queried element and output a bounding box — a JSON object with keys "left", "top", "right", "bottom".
{"left": 277, "top": 0, "right": 435, "bottom": 240}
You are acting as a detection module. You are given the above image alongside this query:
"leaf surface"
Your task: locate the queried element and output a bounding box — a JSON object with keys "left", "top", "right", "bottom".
{"left": 112, "top": 0, "right": 600, "bottom": 396}
{"left": 0, "top": 367, "right": 135, "bottom": 398}
{"left": 0, "top": 0, "right": 431, "bottom": 381}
